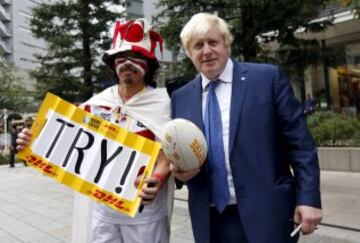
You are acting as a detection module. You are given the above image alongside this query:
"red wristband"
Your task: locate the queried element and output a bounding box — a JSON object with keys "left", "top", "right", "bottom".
{"left": 152, "top": 172, "right": 165, "bottom": 188}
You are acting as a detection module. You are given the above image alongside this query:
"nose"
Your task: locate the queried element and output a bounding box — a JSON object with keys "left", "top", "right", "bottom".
{"left": 203, "top": 43, "right": 212, "bottom": 55}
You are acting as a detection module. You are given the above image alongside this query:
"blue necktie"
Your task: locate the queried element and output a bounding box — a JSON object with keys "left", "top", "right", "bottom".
{"left": 204, "top": 80, "right": 230, "bottom": 213}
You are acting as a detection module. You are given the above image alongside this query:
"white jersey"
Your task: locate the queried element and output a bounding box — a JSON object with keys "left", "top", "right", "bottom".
{"left": 84, "top": 88, "right": 168, "bottom": 225}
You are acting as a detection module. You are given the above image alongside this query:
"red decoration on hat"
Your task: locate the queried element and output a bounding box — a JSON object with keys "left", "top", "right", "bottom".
{"left": 109, "top": 19, "right": 163, "bottom": 61}
{"left": 150, "top": 30, "right": 163, "bottom": 58}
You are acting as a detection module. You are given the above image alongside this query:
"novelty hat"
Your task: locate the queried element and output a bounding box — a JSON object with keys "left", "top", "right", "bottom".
{"left": 102, "top": 18, "right": 164, "bottom": 71}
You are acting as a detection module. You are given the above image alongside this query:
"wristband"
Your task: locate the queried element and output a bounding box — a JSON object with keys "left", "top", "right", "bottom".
{"left": 152, "top": 172, "right": 165, "bottom": 188}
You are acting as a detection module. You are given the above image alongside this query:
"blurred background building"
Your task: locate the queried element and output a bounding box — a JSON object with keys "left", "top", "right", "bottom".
{"left": 0, "top": 0, "right": 174, "bottom": 90}
{"left": 298, "top": 3, "right": 360, "bottom": 116}
{"left": 1, "top": 1, "right": 359, "bottom": 115}
{"left": 0, "top": 0, "right": 46, "bottom": 91}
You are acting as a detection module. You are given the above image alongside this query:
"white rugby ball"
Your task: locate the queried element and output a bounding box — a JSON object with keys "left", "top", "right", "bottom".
{"left": 161, "top": 118, "right": 207, "bottom": 171}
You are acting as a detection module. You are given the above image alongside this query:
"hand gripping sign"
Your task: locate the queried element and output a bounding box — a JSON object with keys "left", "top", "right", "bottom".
{"left": 17, "top": 93, "right": 160, "bottom": 217}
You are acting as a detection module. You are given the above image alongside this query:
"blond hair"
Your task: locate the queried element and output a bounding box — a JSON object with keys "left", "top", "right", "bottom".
{"left": 180, "top": 13, "right": 233, "bottom": 54}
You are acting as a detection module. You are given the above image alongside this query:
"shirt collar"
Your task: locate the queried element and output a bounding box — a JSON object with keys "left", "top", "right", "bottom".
{"left": 201, "top": 58, "right": 233, "bottom": 90}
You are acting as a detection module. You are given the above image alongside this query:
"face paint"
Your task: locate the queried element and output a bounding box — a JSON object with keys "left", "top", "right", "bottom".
{"left": 114, "top": 57, "right": 148, "bottom": 76}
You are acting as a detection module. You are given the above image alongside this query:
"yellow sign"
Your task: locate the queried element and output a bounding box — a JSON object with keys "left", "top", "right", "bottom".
{"left": 18, "top": 93, "right": 161, "bottom": 217}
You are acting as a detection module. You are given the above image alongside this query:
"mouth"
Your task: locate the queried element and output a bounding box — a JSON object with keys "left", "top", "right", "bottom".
{"left": 202, "top": 58, "right": 217, "bottom": 64}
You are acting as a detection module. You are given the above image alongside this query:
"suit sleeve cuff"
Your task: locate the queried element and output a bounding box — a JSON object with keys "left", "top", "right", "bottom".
{"left": 296, "top": 190, "right": 322, "bottom": 209}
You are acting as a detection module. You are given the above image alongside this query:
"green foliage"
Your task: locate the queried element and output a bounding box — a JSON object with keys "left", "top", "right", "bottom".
{"left": 0, "top": 153, "right": 9, "bottom": 165}
{"left": 30, "top": 0, "right": 128, "bottom": 102}
{"left": 0, "top": 153, "right": 23, "bottom": 165}
{"left": 155, "top": 0, "right": 335, "bottom": 92}
{"left": 347, "top": 0, "right": 360, "bottom": 17}
{"left": 307, "top": 111, "right": 360, "bottom": 146}
{"left": 0, "top": 62, "right": 32, "bottom": 110}
{"left": 164, "top": 58, "right": 198, "bottom": 83}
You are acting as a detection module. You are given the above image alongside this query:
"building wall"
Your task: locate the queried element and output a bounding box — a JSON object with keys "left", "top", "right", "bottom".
{"left": 1, "top": 0, "right": 46, "bottom": 70}
{"left": 11, "top": 0, "right": 46, "bottom": 71}
{"left": 0, "top": 0, "right": 12, "bottom": 58}
{"left": 1, "top": 0, "right": 47, "bottom": 91}
{"left": 127, "top": 0, "right": 143, "bottom": 19}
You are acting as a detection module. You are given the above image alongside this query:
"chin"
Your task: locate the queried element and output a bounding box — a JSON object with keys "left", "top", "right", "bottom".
{"left": 122, "top": 77, "right": 134, "bottom": 84}
{"left": 203, "top": 71, "right": 219, "bottom": 79}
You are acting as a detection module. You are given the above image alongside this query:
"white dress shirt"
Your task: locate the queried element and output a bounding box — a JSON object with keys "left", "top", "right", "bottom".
{"left": 201, "top": 58, "right": 236, "bottom": 204}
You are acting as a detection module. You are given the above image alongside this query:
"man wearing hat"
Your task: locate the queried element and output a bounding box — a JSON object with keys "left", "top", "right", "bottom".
{"left": 17, "top": 18, "right": 172, "bottom": 243}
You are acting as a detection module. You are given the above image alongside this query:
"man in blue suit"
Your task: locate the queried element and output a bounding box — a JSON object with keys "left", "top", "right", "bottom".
{"left": 170, "top": 13, "right": 322, "bottom": 243}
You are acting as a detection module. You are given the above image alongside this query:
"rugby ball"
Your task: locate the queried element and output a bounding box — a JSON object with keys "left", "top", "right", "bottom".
{"left": 161, "top": 118, "right": 207, "bottom": 171}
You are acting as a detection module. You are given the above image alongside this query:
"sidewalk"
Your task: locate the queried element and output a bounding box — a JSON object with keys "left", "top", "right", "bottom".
{"left": 0, "top": 165, "right": 359, "bottom": 243}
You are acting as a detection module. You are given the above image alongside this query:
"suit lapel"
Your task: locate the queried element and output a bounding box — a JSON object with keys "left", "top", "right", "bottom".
{"left": 229, "top": 61, "right": 248, "bottom": 156}
{"left": 186, "top": 76, "right": 204, "bottom": 132}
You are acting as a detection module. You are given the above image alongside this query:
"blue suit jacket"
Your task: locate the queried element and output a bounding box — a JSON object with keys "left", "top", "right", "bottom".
{"left": 170, "top": 60, "right": 321, "bottom": 243}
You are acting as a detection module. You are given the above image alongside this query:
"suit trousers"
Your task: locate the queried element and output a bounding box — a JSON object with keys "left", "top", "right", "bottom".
{"left": 210, "top": 205, "right": 248, "bottom": 243}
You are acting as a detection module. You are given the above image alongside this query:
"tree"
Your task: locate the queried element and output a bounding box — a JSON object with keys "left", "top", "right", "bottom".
{"left": 341, "top": 0, "right": 360, "bottom": 17}
{"left": 0, "top": 62, "right": 31, "bottom": 110}
{"left": 155, "top": 0, "right": 334, "bottom": 99}
{"left": 30, "top": 0, "right": 129, "bottom": 102}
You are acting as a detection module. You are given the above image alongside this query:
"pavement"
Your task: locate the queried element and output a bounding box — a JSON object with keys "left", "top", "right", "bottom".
{"left": 0, "top": 164, "right": 360, "bottom": 243}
